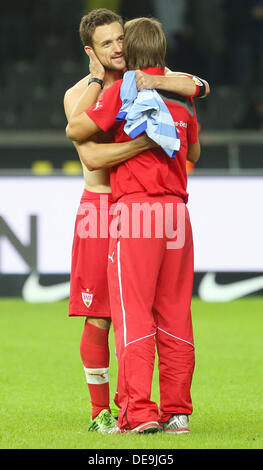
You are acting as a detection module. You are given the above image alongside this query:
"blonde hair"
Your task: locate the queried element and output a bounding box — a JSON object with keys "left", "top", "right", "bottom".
{"left": 123, "top": 17, "right": 166, "bottom": 70}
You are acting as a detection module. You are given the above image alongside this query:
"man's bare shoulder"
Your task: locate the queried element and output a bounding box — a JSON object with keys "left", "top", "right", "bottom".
{"left": 63, "top": 73, "right": 112, "bottom": 143}
{"left": 64, "top": 74, "right": 92, "bottom": 118}
{"left": 64, "top": 74, "right": 91, "bottom": 100}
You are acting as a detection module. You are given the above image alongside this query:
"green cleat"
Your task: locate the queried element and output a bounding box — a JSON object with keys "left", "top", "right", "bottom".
{"left": 110, "top": 401, "right": 120, "bottom": 419}
{"left": 88, "top": 409, "right": 117, "bottom": 434}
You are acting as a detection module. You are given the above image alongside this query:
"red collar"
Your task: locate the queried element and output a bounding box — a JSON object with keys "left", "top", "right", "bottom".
{"left": 141, "top": 67, "right": 165, "bottom": 76}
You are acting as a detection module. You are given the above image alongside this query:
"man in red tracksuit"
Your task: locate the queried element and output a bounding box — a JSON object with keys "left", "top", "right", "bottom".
{"left": 66, "top": 17, "right": 201, "bottom": 434}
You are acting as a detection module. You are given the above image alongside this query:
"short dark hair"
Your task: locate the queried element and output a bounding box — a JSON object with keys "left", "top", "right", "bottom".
{"left": 123, "top": 17, "right": 166, "bottom": 70}
{"left": 79, "top": 8, "right": 124, "bottom": 47}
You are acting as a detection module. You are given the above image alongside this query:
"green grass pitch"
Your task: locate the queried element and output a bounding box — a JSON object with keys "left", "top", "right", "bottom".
{"left": 0, "top": 297, "right": 262, "bottom": 449}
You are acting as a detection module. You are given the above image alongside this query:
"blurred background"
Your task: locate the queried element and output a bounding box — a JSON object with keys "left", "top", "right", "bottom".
{"left": 0, "top": 0, "right": 263, "bottom": 300}
{"left": 0, "top": 0, "right": 263, "bottom": 172}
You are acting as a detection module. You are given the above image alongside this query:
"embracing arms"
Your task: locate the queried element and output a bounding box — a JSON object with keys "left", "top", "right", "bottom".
{"left": 65, "top": 50, "right": 205, "bottom": 168}
{"left": 136, "top": 68, "right": 210, "bottom": 98}
{"left": 64, "top": 76, "right": 156, "bottom": 171}
{"left": 66, "top": 50, "right": 210, "bottom": 144}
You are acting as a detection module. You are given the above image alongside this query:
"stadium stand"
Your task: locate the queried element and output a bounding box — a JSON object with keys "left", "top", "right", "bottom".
{"left": 0, "top": 0, "right": 262, "bottom": 173}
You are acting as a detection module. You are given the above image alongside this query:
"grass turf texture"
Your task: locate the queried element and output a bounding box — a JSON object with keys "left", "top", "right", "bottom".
{"left": 0, "top": 298, "right": 262, "bottom": 450}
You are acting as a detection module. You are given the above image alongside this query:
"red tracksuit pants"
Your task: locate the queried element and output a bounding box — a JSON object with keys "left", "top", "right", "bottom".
{"left": 107, "top": 193, "right": 195, "bottom": 431}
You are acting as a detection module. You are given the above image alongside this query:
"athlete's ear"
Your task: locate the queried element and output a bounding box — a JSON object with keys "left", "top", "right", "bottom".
{"left": 84, "top": 45, "right": 93, "bottom": 57}
{"left": 84, "top": 46, "right": 102, "bottom": 62}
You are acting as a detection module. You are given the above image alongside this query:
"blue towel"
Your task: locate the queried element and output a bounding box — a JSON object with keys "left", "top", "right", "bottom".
{"left": 116, "top": 71, "right": 180, "bottom": 159}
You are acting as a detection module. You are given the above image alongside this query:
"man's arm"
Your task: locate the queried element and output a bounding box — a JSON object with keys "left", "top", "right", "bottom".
{"left": 65, "top": 107, "right": 101, "bottom": 143}
{"left": 64, "top": 85, "right": 157, "bottom": 169}
{"left": 65, "top": 71, "right": 208, "bottom": 143}
{"left": 166, "top": 70, "right": 210, "bottom": 98}
{"left": 65, "top": 49, "right": 108, "bottom": 142}
{"left": 77, "top": 135, "right": 157, "bottom": 171}
{"left": 64, "top": 83, "right": 102, "bottom": 142}
{"left": 67, "top": 50, "right": 105, "bottom": 118}
{"left": 65, "top": 80, "right": 104, "bottom": 143}
{"left": 136, "top": 69, "right": 210, "bottom": 98}
{"left": 66, "top": 51, "right": 210, "bottom": 142}
{"left": 187, "top": 142, "right": 201, "bottom": 163}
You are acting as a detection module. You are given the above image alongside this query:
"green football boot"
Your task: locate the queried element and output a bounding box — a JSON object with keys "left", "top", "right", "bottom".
{"left": 88, "top": 409, "right": 117, "bottom": 434}
{"left": 110, "top": 401, "right": 120, "bottom": 419}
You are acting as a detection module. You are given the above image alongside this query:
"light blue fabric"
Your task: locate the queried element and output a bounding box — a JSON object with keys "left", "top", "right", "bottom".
{"left": 116, "top": 70, "right": 180, "bottom": 159}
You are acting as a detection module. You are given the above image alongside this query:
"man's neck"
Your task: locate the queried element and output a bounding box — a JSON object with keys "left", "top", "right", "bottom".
{"left": 104, "top": 69, "right": 123, "bottom": 88}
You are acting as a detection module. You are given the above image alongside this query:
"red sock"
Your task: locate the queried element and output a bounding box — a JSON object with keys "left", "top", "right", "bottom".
{"left": 80, "top": 321, "right": 110, "bottom": 420}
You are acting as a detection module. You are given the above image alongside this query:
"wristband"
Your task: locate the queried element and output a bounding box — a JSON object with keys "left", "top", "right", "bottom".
{"left": 88, "top": 77, "right": 104, "bottom": 89}
{"left": 192, "top": 76, "right": 206, "bottom": 98}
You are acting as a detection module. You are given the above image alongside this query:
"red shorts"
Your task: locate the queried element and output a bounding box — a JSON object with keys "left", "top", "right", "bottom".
{"left": 69, "top": 190, "right": 114, "bottom": 317}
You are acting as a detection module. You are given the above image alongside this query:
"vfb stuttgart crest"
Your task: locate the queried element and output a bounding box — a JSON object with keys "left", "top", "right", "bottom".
{"left": 82, "top": 291, "right": 93, "bottom": 308}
